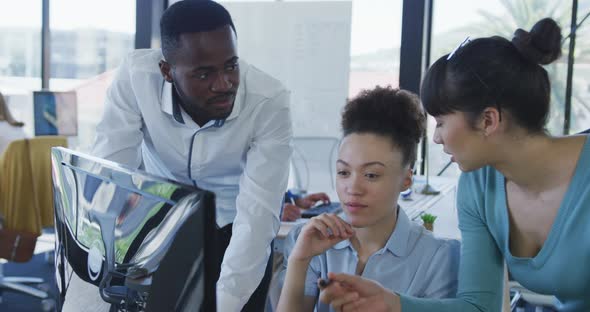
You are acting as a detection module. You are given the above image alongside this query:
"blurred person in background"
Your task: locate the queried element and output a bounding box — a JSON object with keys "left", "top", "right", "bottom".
{"left": 0, "top": 91, "right": 27, "bottom": 155}
{"left": 282, "top": 192, "right": 331, "bottom": 222}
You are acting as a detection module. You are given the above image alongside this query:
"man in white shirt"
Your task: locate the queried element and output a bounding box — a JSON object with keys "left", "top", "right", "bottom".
{"left": 92, "top": 1, "right": 292, "bottom": 311}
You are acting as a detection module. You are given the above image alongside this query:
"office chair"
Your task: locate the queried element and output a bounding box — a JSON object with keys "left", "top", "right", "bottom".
{"left": 509, "top": 281, "right": 559, "bottom": 312}
{"left": 0, "top": 136, "right": 66, "bottom": 309}
{"left": 290, "top": 136, "right": 340, "bottom": 193}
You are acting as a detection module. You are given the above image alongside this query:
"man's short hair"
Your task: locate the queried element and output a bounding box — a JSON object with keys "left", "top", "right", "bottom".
{"left": 160, "top": 0, "right": 236, "bottom": 63}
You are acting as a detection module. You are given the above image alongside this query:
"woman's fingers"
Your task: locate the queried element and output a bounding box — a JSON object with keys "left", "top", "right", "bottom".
{"left": 331, "top": 292, "right": 359, "bottom": 311}
{"left": 309, "top": 192, "right": 331, "bottom": 203}
{"left": 318, "top": 280, "right": 348, "bottom": 303}
{"left": 329, "top": 214, "right": 349, "bottom": 237}
{"left": 325, "top": 213, "right": 355, "bottom": 237}
{"left": 318, "top": 214, "right": 344, "bottom": 236}
{"left": 306, "top": 213, "right": 354, "bottom": 240}
{"left": 342, "top": 298, "right": 366, "bottom": 312}
{"left": 315, "top": 213, "right": 352, "bottom": 238}
{"left": 285, "top": 210, "right": 299, "bottom": 221}
{"left": 299, "top": 192, "right": 331, "bottom": 208}
{"left": 310, "top": 218, "right": 332, "bottom": 238}
{"left": 282, "top": 203, "right": 301, "bottom": 221}
{"left": 340, "top": 217, "right": 354, "bottom": 235}
{"left": 326, "top": 272, "right": 370, "bottom": 294}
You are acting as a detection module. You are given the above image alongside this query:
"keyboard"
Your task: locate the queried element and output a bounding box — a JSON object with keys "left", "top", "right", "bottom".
{"left": 301, "top": 202, "right": 342, "bottom": 218}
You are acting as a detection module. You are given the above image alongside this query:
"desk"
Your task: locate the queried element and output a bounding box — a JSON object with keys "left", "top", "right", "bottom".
{"left": 277, "top": 175, "right": 458, "bottom": 240}
{"left": 401, "top": 176, "right": 457, "bottom": 221}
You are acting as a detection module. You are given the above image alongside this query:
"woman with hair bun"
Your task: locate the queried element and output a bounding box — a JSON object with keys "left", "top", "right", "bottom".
{"left": 319, "top": 18, "right": 589, "bottom": 312}
{"left": 277, "top": 86, "right": 460, "bottom": 312}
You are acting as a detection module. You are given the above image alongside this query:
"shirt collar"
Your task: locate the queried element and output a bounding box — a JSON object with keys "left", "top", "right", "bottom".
{"left": 159, "top": 76, "right": 244, "bottom": 126}
{"left": 225, "top": 61, "right": 245, "bottom": 122}
{"left": 384, "top": 206, "right": 412, "bottom": 257}
{"left": 333, "top": 206, "right": 412, "bottom": 257}
{"left": 160, "top": 81, "right": 184, "bottom": 123}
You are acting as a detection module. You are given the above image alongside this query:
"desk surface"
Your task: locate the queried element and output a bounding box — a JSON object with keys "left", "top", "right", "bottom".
{"left": 401, "top": 176, "right": 456, "bottom": 221}
{"left": 278, "top": 175, "right": 458, "bottom": 239}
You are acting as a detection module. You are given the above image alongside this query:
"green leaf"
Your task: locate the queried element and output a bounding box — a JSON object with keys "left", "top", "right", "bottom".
{"left": 420, "top": 213, "right": 437, "bottom": 224}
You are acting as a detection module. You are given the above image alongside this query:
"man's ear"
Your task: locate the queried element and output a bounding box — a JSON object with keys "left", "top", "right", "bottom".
{"left": 159, "top": 60, "right": 174, "bottom": 83}
{"left": 480, "top": 106, "right": 502, "bottom": 137}
{"left": 401, "top": 168, "right": 413, "bottom": 192}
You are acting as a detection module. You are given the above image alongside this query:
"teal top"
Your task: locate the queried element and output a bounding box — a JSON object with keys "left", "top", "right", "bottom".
{"left": 401, "top": 135, "right": 590, "bottom": 312}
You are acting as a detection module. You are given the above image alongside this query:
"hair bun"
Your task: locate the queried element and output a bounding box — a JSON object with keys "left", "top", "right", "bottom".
{"left": 511, "top": 18, "right": 562, "bottom": 65}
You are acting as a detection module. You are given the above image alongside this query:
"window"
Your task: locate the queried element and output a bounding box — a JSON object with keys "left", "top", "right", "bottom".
{"left": 347, "top": 0, "right": 402, "bottom": 97}
{"left": 428, "top": 0, "right": 572, "bottom": 177}
{"left": 49, "top": 0, "right": 135, "bottom": 89}
{"left": 0, "top": 0, "right": 42, "bottom": 93}
{"left": 570, "top": 2, "right": 590, "bottom": 134}
{"left": 0, "top": 0, "right": 42, "bottom": 136}
{"left": 50, "top": 0, "right": 135, "bottom": 151}
{"left": 219, "top": 0, "right": 402, "bottom": 137}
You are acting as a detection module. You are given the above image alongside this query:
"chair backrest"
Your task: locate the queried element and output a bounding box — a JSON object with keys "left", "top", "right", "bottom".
{"left": 290, "top": 136, "right": 340, "bottom": 193}
{"left": 0, "top": 136, "right": 67, "bottom": 234}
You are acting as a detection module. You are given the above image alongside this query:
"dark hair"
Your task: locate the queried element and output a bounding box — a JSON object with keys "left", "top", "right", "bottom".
{"left": 160, "top": 0, "right": 236, "bottom": 63}
{"left": 0, "top": 91, "right": 24, "bottom": 127}
{"left": 342, "top": 86, "right": 426, "bottom": 167}
{"left": 421, "top": 18, "right": 562, "bottom": 133}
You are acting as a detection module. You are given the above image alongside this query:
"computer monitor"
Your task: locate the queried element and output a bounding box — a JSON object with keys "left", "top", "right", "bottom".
{"left": 51, "top": 147, "right": 216, "bottom": 311}
{"left": 34, "top": 91, "right": 78, "bottom": 136}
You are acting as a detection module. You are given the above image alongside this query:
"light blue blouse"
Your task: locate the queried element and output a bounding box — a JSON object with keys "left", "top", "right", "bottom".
{"left": 401, "top": 135, "right": 590, "bottom": 312}
{"left": 282, "top": 208, "right": 460, "bottom": 312}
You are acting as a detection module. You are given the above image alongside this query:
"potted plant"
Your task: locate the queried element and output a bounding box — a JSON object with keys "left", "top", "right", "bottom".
{"left": 420, "top": 213, "right": 437, "bottom": 231}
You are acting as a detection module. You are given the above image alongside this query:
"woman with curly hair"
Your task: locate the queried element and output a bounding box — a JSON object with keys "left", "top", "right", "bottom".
{"left": 277, "top": 86, "right": 460, "bottom": 312}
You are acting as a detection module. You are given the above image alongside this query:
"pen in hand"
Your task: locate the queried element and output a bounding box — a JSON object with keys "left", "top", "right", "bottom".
{"left": 318, "top": 278, "right": 331, "bottom": 288}
{"left": 287, "top": 190, "right": 297, "bottom": 205}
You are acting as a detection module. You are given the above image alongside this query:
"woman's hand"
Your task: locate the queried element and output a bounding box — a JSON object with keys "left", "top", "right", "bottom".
{"left": 319, "top": 272, "right": 401, "bottom": 312}
{"left": 282, "top": 203, "right": 302, "bottom": 221}
{"left": 282, "top": 192, "right": 331, "bottom": 221}
{"left": 296, "top": 192, "right": 331, "bottom": 209}
{"left": 290, "top": 213, "right": 354, "bottom": 261}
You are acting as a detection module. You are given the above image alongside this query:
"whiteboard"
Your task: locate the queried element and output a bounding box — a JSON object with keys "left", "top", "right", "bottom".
{"left": 169, "top": 1, "right": 353, "bottom": 137}
{"left": 223, "top": 1, "right": 352, "bottom": 137}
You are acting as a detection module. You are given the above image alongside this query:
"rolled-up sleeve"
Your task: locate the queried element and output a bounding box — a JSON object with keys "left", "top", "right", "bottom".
{"left": 92, "top": 54, "right": 144, "bottom": 168}
{"left": 217, "top": 90, "right": 293, "bottom": 311}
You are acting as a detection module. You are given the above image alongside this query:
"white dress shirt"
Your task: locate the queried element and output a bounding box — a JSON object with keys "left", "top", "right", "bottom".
{"left": 93, "top": 49, "right": 293, "bottom": 311}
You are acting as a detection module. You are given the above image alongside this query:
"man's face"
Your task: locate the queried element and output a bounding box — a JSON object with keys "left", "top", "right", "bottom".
{"left": 160, "top": 25, "right": 239, "bottom": 124}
